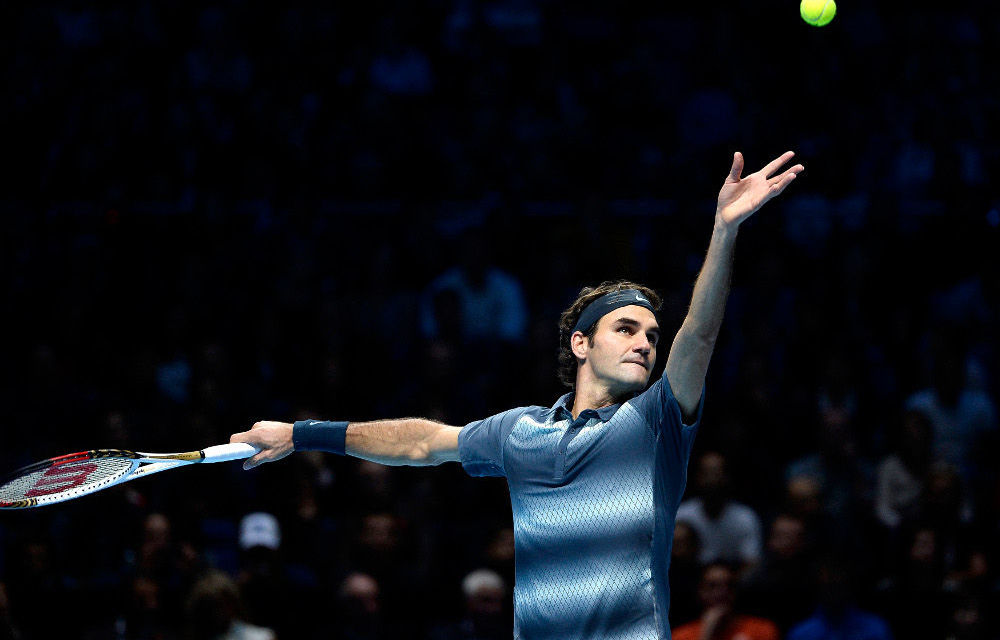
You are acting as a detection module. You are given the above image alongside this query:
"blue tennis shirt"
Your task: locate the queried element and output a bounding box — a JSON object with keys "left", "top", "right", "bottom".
{"left": 458, "top": 372, "right": 702, "bottom": 640}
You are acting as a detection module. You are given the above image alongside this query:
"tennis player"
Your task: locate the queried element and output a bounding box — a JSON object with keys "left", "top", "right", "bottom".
{"left": 231, "top": 151, "right": 804, "bottom": 640}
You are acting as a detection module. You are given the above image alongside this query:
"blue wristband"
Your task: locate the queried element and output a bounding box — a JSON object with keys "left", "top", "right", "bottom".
{"left": 292, "top": 420, "right": 349, "bottom": 454}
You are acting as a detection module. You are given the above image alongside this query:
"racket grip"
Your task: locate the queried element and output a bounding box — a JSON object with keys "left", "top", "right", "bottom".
{"left": 202, "top": 443, "right": 260, "bottom": 462}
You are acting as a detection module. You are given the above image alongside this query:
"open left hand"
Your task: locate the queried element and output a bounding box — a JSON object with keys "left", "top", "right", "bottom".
{"left": 716, "top": 151, "right": 804, "bottom": 227}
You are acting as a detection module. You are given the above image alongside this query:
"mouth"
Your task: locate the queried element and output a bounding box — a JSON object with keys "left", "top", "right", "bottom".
{"left": 624, "top": 361, "right": 648, "bottom": 370}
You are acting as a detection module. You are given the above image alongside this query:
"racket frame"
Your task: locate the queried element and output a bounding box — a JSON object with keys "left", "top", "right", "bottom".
{"left": 0, "top": 443, "right": 257, "bottom": 509}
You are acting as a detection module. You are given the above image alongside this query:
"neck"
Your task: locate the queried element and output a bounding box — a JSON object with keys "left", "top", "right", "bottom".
{"left": 703, "top": 496, "right": 727, "bottom": 518}
{"left": 571, "top": 377, "right": 620, "bottom": 419}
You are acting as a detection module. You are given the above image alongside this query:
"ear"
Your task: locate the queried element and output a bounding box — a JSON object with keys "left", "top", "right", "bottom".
{"left": 570, "top": 331, "right": 589, "bottom": 361}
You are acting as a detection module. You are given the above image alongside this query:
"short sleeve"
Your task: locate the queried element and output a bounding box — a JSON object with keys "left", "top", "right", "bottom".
{"left": 627, "top": 371, "right": 703, "bottom": 459}
{"left": 738, "top": 507, "right": 764, "bottom": 563}
{"left": 458, "top": 407, "right": 528, "bottom": 477}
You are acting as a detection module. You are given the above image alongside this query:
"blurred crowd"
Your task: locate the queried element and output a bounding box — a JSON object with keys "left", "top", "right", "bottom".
{"left": 1, "top": 0, "right": 999, "bottom": 639}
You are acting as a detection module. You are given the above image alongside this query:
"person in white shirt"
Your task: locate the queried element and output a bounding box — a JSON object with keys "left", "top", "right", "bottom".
{"left": 677, "top": 450, "right": 763, "bottom": 569}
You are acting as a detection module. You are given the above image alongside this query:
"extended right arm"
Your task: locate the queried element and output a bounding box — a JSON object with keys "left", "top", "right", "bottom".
{"left": 230, "top": 419, "right": 462, "bottom": 470}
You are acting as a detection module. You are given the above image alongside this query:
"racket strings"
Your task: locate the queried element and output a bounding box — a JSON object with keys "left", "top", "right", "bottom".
{"left": 0, "top": 457, "right": 135, "bottom": 501}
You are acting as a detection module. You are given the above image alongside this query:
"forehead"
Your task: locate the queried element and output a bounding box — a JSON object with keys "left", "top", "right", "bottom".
{"left": 597, "top": 305, "right": 659, "bottom": 330}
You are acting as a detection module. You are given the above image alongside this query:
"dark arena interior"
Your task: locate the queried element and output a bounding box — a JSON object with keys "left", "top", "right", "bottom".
{"left": 1, "top": 1, "right": 998, "bottom": 639}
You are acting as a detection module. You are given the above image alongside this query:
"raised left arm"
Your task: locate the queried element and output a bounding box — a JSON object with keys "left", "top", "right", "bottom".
{"left": 665, "top": 151, "right": 803, "bottom": 419}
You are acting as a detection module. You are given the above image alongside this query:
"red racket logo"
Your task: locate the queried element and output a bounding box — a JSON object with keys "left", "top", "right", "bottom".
{"left": 25, "top": 462, "right": 99, "bottom": 498}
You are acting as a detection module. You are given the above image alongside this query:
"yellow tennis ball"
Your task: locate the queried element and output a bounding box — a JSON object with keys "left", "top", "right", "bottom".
{"left": 800, "top": 0, "right": 836, "bottom": 26}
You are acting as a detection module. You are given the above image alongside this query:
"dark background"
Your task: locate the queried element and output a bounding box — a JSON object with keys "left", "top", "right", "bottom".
{"left": 1, "top": 0, "right": 998, "bottom": 638}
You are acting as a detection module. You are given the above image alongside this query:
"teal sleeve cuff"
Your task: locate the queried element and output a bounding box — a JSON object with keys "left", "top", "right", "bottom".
{"left": 292, "top": 420, "right": 349, "bottom": 454}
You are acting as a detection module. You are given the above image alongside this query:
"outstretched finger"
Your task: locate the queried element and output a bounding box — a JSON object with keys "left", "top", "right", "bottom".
{"left": 762, "top": 151, "right": 796, "bottom": 178}
{"left": 766, "top": 171, "right": 799, "bottom": 200}
{"left": 727, "top": 151, "right": 744, "bottom": 182}
{"left": 230, "top": 429, "right": 267, "bottom": 461}
{"left": 768, "top": 164, "right": 804, "bottom": 186}
{"left": 243, "top": 452, "right": 267, "bottom": 471}
{"left": 230, "top": 429, "right": 262, "bottom": 446}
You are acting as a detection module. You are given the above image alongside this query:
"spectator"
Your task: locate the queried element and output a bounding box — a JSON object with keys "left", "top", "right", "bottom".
{"left": 4, "top": 538, "right": 75, "bottom": 638}
{"left": 1, "top": 2, "right": 999, "bottom": 638}
{"left": 876, "top": 525, "right": 949, "bottom": 639}
{"left": 787, "top": 556, "right": 892, "bottom": 640}
{"left": 419, "top": 227, "right": 528, "bottom": 344}
{"left": 668, "top": 521, "right": 703, "bottom": 628}
{"left": 944, "top": 590, "right": 990, "bottom": 640}
{"left": 905, "top": 341, "right": 997, "bottom": 479}
{"left": 236, "top": 512, "right": 320, "bottom": 639}
{"left": 742, "top": 514, "right": 816, "bottom": 632}
{"left": 672, "top": 561, "right": 779, "bottom": 640}
{"left": 130, "top": 512, "right": 201, "bottom": 608}
{"left": 785, "top": 405, "right": 875, "bottom": 523}
{"left": 677, "top": 451, "right": 763, "bottom": 569}
{"left": 346, "top": 511, "right": 426, "bottom": 631}
{"left": 785, "top": 475, "right": 824, "bottom": 528}
{"left": 336, "top": 573, "right": 385, "bottom": 640}
{"left": 911, "top": 463, "right": 974, "bottom": 569}
{"left": 429, "top": 568, "right": 508, "bottom": 640}
{"left": 944, "top": 544, "right": 992, "bottom": 597}
{"left": 785, "top": 406, "right": 876, "bottom": 555}
{"left": 875, "top": 410, "right": 933, "bottom": 530}
{"left": 482, "top": 528, "right": 516, "bottom": 591}
{"left": 369, "top": 17, "right": 434, "bottom": 96}
{"left": 0, "top": 582, "right": 19, "bottom": 640}
{"left": 88, "top": 575, "right": 176, "bottom": 640}
{"left": 184, "top": 571, "right": 275, "bottom": 640}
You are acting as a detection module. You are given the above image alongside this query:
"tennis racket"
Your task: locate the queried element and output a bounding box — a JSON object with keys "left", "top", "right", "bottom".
{"left": 0, "top": 443, "right": 259, "bottom": 509}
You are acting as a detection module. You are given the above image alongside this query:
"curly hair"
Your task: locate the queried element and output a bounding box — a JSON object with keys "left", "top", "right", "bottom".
{"left": 557, "top": 280, "right": 662, "bottom": 388}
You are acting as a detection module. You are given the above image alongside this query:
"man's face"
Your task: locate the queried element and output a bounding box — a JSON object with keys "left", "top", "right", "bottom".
{"left": 577, "top": 305, "right": 660, "bottom": 396}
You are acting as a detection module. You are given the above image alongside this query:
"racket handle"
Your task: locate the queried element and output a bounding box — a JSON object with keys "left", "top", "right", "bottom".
{"left": 202, "top": 443, "right": 260, "bottom": 462}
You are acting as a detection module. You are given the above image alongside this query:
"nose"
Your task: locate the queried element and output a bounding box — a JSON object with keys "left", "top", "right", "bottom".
{"left": 633, "top": 335, "right": 652, "bottom": 355}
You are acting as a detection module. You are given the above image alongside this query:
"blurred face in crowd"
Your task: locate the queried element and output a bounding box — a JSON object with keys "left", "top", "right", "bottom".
{"left": 130, "top": 576, "right": 162, "bottom": 619}
{"left": 926, "top": 464, "right": 963, "bottom": 517}
{"left": 818, "top": 406, "right": 856, "bottom": 460}
{"left": 698, "top": 564, "right": 736, "bottom": 609}
{"left": 672, "top": 522, "right": 700, "bottom": 562}
{"left": 910, "top": 528, "right": 938, "bottom": 566}
{"left": 786, "top": 476, "right": 822, "bottom": 518}
{"left": 486, "top": 528, "right": 515, "bottom": 565}
{"left": 340, "top": 573, "right": 380, "bottom": 615}
{"left": 359, "top": 513, "right": 400, "bottom": 555}
{"left": 143, "top": 513, "right": 171, "bottom": 550}
{"left": 695, "top": 452, "right": 731, "bottom": 509}
{"left": 468, "top": 584, "right": 505, "bottom": 616}
{"left": 466, "top": 578, "right": 507, "bottom": 636}
{"left": 951, "top": 596, "right": 985, "bottom": 639}
{"left": 574, "top": 306, "right": 660, "bottom": 398}
{"left": 768, "top": 514, "right": 806, "bottom": 560}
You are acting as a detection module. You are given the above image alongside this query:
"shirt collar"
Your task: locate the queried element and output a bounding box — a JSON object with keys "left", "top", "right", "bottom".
{"left": 552, "top": 392, "right": 622, "bottom": 421}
